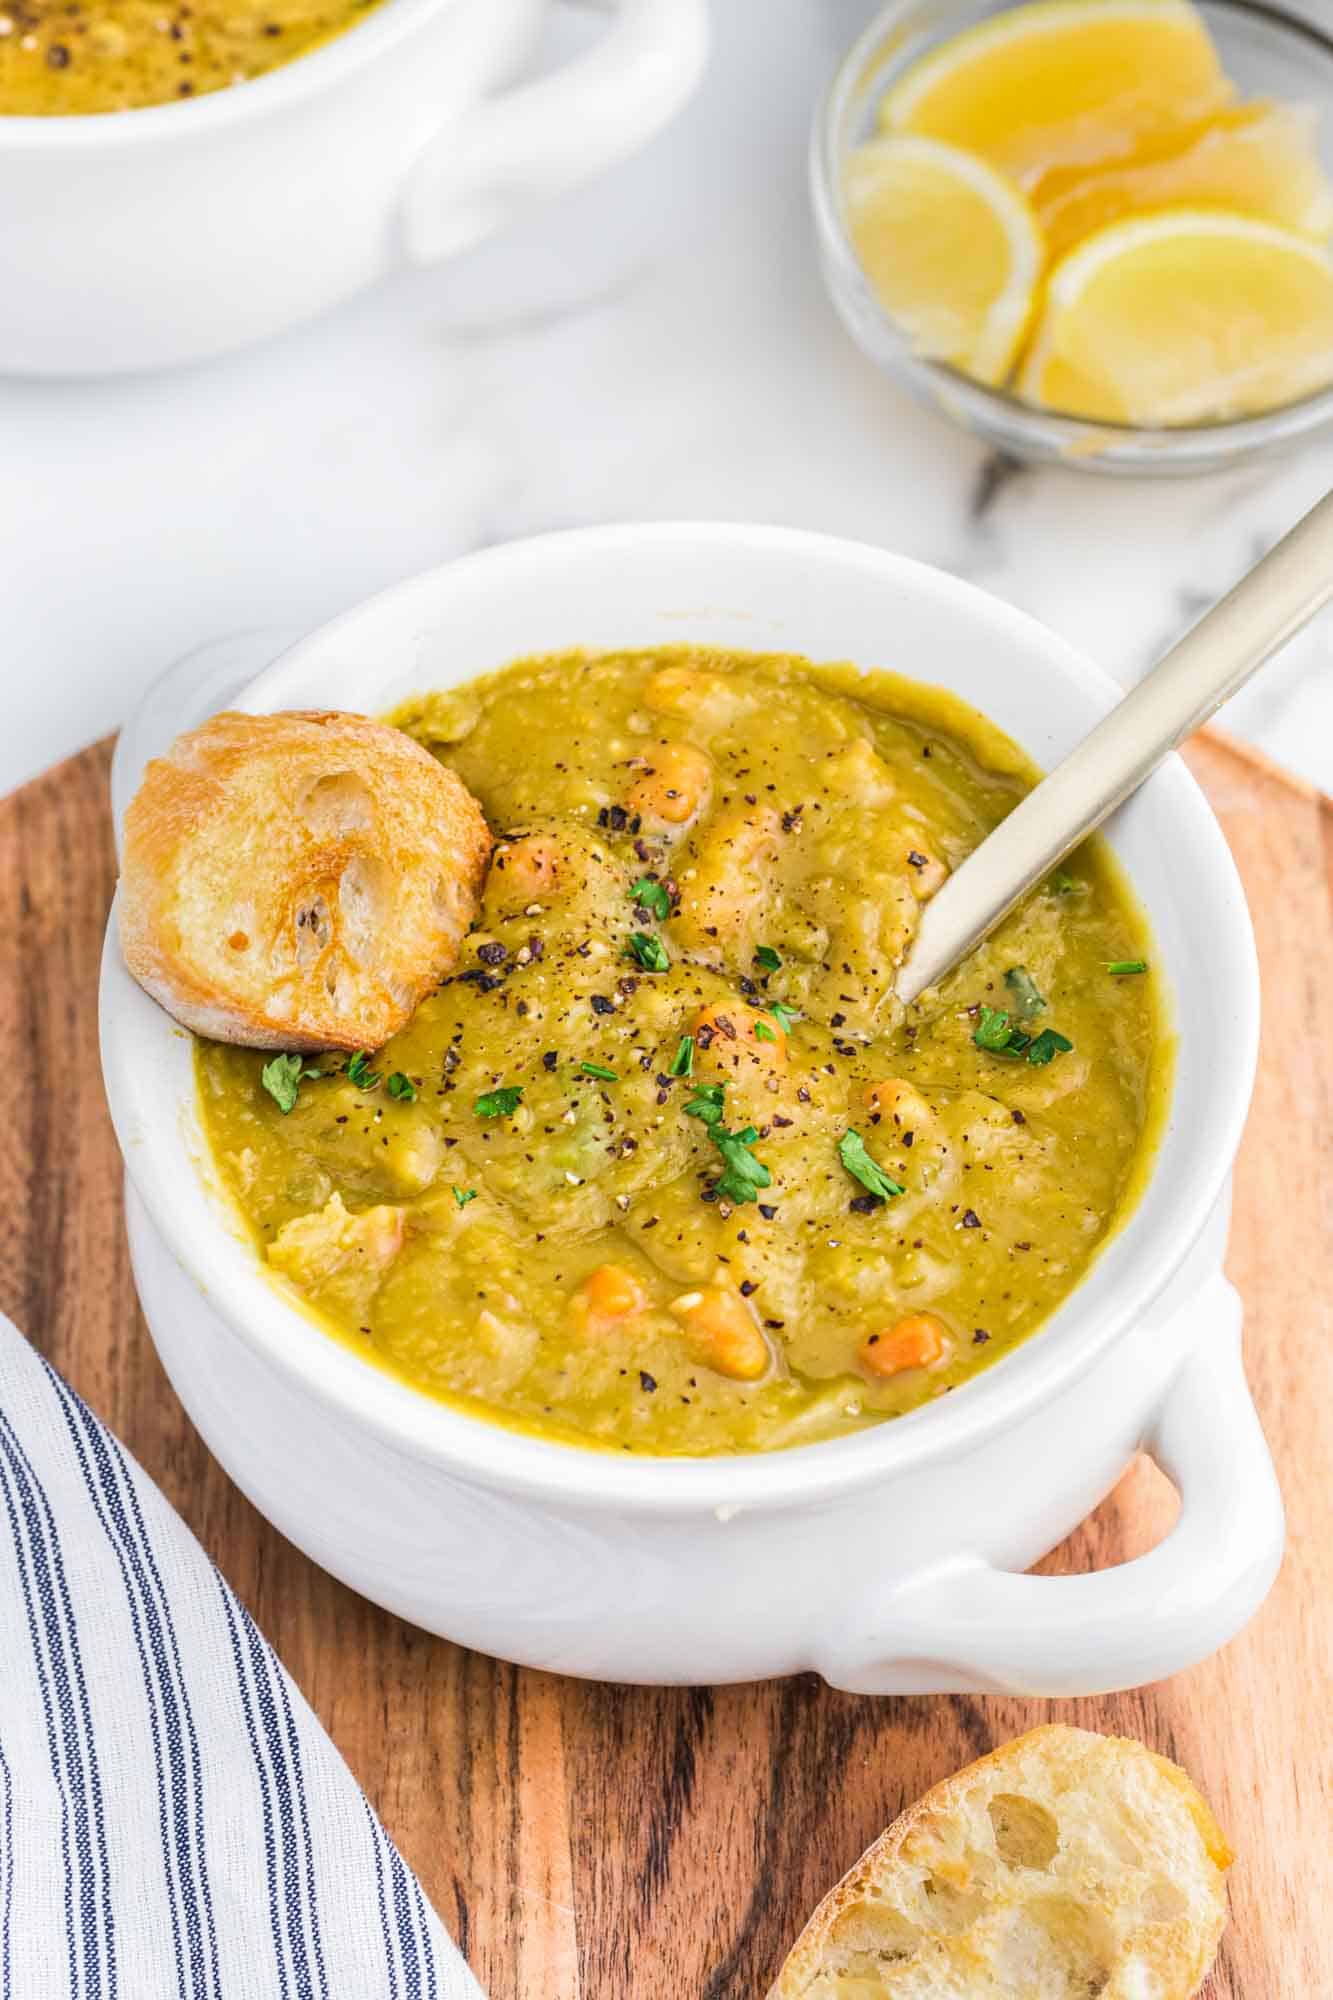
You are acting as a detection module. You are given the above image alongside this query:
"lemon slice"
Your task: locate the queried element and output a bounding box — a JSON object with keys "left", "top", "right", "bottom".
{"left": 1036, "top": 101, "right": 1333, "bottom": 259}
{"left": 879, "top": 0, "right": 1233, "bottom": 194}
{"left": 1019, "top": 208, "right": 1333, "bottom": 426}
{"left": 844, "top": 135, "right": 1043, "bottom": 386}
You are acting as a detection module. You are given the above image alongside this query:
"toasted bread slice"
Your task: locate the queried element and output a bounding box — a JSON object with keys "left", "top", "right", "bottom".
{"left": 120, "top": 709, "right": 491, "bottom": 1050}
{"left": 769, "top": 1725, "right": 1230, "bottom": 2000}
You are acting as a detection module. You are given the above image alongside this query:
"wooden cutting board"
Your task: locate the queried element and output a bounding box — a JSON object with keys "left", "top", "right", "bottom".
{"left": 2, "top": 729, "right": 1328, "bottom": 2000}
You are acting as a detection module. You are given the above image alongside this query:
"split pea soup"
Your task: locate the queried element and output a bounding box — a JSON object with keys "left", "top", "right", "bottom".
{"left": 197, "top": 647, "right": 1168, "bottom": 1456}
{"left": 0, "top": 0, "right": 382, "bottom": 113}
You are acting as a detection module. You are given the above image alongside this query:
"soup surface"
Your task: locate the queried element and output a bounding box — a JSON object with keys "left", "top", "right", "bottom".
{"left": 198, "top": 648, "right": 1165, "bottom": 1456}
{"left": 0, "top": 0, "right": 380, "bottom": 113}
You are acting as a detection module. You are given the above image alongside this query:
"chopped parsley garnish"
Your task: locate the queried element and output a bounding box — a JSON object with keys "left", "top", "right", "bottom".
{"left": 260, "top": 1053, "right": 321, "bottom": 1115}
{"left": 973, "top": 1006, "right": 1016, "bottom": 1052}
{"left": 630, "top": 876, "right": 670, "bottom": 921}
{"left": 974, "top": 1007, "right": 1073, "bottom": 1065}
{"left": 579, "top": 1061, "right": 618, "bottom": 1081}
{"left": 683, "top": 1078, "right": 771, "bottom": 1204}
{"left": 1050, "top": 869, "right": 1076, "bottom": 895}
{"left": 627, "top": 931, "right": 670, "bottom": 973}
{"left": 838, "top": 1129, "right": 905, "bottom": 1202}
{"left": 1025, "top": 1028, "right": 1074, "bottom": 1066}
{"left": 346, "top": 1051, "right": 381, "bottom": 1090}
{"left": 669, "top": 1035, "right": 695, "bottom": 1078}
{"left": 386, "top": 1072, "right": 417, "bottom": 1101}
{"left": 685, "top": 1082, "right": 725, "bottom": 1125}
{"left": 754, "top": 944, "right": 782, "bottom": 973}
{"left": 1106, "top": 959, "right": 1148, "bottom": 975}
{"left": 452, "top": 1186, "right": 477, "bottom": 1208}
{"left": 753, "top": 1019, "right": 777, "bottom": 1042}
{"left": 1004, "top": 966, "right": 1045, "bottom": 1019}
{"left": 710, "top": 1125, "right": 772, "bottom": 1205}
{"left": 768, "top": 1000, "right": 800, "bottom": 1032}
{"left": 474, "top": 1084, "right": 523, "bottom": 1118}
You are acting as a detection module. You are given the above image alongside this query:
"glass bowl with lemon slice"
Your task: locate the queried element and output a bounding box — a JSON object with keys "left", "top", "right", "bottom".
{"left": 812, "top": 0, "right": 1333, "bottom": 471}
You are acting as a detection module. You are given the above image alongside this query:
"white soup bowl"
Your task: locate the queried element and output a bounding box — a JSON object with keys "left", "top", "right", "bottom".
{"left": 99, "top": 523, "right": 1283, "bottom": 1694}
{"left": 0, "top": 0, "right": 707, "bottom": 374}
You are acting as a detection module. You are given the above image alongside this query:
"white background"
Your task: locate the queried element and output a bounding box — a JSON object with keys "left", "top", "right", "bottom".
{"left": 3, "top": 0, "right": 1331, "bottom": 796}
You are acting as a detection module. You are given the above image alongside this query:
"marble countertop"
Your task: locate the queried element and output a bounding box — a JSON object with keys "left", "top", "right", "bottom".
{"left": 3, "top": 0, "right": 1330, "bottom": 798}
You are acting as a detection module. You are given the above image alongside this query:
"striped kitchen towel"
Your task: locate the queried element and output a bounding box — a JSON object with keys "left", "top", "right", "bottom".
{"left": 0, "top": 1312, "right": 483, "bottom": 1999}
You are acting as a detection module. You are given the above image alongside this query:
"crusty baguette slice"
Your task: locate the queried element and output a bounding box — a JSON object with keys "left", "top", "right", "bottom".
{"left": 119, "top": 709, "right": 491, "bottom": 1051}
{"left": 769, "top": 1724, "right": 1231, "bottom": 2000}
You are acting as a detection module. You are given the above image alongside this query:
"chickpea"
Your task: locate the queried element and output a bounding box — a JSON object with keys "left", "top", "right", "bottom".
{"left": 626, "top": 742, "right": 712, "bottom": 826}
{"left": 670, "top": 1286, "right": 770, "bottom": 1381}
{"left": 641, "top": 665, "right": 726, "bottom": 713}
{"left": 491, "top": 834, "right": 565, "bottom": 907}
{"left": 693, "top": 1002, "right": 787, "bottom": 1075}
{"left": 859, "top": 1312, "right": 951, "bottom": 1379}
{"left": 864, "top": 1078, "right": 932, "bottom": 1132}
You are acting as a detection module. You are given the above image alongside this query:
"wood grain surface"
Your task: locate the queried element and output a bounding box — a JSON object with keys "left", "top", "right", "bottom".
{"left": 2, "top": 730, "right": 1328, "bottom": 2000}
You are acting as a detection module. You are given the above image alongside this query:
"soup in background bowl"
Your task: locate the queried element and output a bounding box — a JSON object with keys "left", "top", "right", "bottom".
{"left": 0, "top": 0, "right": 383, "bottom": 113}
{"left": 196, "top": 645, "right": 1167, "bottom": 1457}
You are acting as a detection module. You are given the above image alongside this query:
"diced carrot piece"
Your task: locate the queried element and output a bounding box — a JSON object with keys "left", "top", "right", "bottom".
{"left": 576, "top": 1264, "right": 645, "bottom": 1322}
{"left": 670, "top": 1286, "right": 770, "bottom": 1381}
{"left": 859, "top": 1312, "right": 950, "bottom": 1378}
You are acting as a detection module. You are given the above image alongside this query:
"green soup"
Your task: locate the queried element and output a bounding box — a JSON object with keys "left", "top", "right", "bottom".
{"left": 0, "top": 0, "right": 381, "bottom": 113}
{"left": 197, "top": 648, "right": 1167, "bottom": 1456}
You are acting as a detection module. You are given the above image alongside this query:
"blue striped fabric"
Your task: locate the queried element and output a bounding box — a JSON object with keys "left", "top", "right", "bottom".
{"left": 0, "top": 1316, "right": 482, "bottom": 2000}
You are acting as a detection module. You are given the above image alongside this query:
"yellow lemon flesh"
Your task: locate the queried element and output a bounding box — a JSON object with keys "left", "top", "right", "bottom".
{"left": 1035, "top": 101, "right": 1333, "bottom": 260}
{"left": 844, "top": 135, "right": 1044, "bottom": 385}
{"left": 1019, "top": 209, "right": 1333, "bottom": 426}
{"left": 879, "top": 0, "right": 1233, "bottom": 195}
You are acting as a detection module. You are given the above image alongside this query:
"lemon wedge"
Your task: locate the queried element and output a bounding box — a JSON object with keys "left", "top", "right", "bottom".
{"left": 1019, "top": 208, "right": 1333, "bottom": 425}
{"left": 844, "top": 135, "right": 1043, "bottom": 386}
{"left": 1036, "top": 101, "right": 1333, "bottom": 259}
{"left": 879, "top": 0, "right": 1232, "bottom": 194}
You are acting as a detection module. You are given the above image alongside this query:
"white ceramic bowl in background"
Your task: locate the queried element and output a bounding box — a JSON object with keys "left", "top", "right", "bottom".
{"left": 100, "top": 523, "right": 1283, "bottom": 1694}
{"left": 0, "top": 0, "right": 707, "bottom": 375}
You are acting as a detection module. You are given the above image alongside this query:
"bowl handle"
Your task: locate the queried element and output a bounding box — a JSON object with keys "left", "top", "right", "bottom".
{"left": 820, "top": 1279, "right": 1284, "bottom": 1697}
{"left": 402, "top": 0, "right": 709, "bottom": 265}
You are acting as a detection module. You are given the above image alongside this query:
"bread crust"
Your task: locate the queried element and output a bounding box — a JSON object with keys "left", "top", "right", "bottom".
{"left": 768, "top": 1724, "right": 1231, "bottom": 1999}
{"left": 119, "top": 709, "right": 492, "bottom": 1050}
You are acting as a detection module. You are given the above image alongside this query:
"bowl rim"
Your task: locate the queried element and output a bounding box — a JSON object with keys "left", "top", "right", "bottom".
{"left": 810, "top": 0, "right": 1333, "bottom": 457}
{"left": 0, "top": 0, "right": 459, "bottom": 149}
{"left": 99, "top": 520, "right": 1260, "bottom": 1514}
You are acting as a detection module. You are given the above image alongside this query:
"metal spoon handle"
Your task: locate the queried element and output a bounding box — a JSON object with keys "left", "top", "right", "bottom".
{"left": 897, "top": 489, "right": 1333, "bottom": 1005}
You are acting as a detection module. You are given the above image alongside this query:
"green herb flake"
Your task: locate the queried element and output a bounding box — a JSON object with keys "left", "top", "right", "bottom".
{"left": 754, "top": 944, "right": 782, "bottom": 973}
{"left": 627, "top": 931, "right": 670, "bottom": 973}
{"left": 630, "top": 876, "right": 671, "bottom": 921}
{"left": 837, "top": 1129, "right": 905, "bottom": 1203}
{"left": 579, "top": 1061, "right": 618, "bottom": 1082}
{"left": 474, "top": 1084, "right": 524, "bottom": 1119}
{"left": 972, "top": 1005, "right": 1017, "bottom": 1053}
{"left": 1025, "top": 1028, "right": 1074, "bottom": 1067}
{"left": 669, "top": 1035, "right": 695, "bottom": 1078}
{"left": 346, "top": 1051, "right": 381, "bottom": 1091}
{"left": 768, "top": 1000, "right": 800, "bottom": 1032}
{"left": 1106, "top": 959, "right": 1148, "bottom": 976}
{"left": 386, "top": 1072, "right": 417, "bottom": 1101}
{"left": 753, "top": 1019, "right": 777, "bottom": 1042}
{"left": 1004, "top": 966, "right": 1046, "bottom": 1020}
{"left": 685, "top": 1081, "right": 726, "bottom": 1126}
{"left": 1050, "top": 869, "right": 1076, "bottom": 895}
{"left": 260, "top": 1053, "right": 322, "bottom": 1115}
{"left": 710, "top": 1124, "right": 772, "bottom": 1205}
{"left": 452, "top": 1186, "right": 478, "bottom": 1209}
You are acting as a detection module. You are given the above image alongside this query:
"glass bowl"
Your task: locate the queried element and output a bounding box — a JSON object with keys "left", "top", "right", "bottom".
{"left": 811, "top": 0, "right": 1333, "bottom": 474}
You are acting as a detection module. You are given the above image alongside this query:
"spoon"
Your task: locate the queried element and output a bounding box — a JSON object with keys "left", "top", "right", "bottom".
{"left": 896, "top": 488, "right": 1333, "bottom": 1005}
